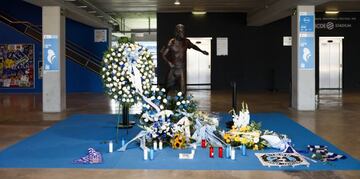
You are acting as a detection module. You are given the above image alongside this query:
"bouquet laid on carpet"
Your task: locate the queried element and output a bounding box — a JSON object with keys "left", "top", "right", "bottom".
{"left": 138, "top": 88, "right": 220, "bottom": 149}
{"left": 220, "top": 102, "right": 293, "bottom": 151}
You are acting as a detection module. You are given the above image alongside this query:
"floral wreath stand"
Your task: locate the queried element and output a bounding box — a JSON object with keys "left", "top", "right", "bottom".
{"left": 117, "top": 104, "right": 135, "bottom": 129}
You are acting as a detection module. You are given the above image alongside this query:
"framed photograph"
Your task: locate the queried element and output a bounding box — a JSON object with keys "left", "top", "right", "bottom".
{"left": 0, "top": 44, "right": 35, "bottom": 88}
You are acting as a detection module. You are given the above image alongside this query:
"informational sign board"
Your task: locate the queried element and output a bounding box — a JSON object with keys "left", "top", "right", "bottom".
{"left": 43, "top": 35, "right": 59, "bottom": 72}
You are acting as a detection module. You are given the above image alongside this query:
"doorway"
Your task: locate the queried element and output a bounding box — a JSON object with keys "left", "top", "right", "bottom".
{"left": 318, "top": 37, "right": 343, "bottom": 107}
{"left": 319, "top": 37, "right": 343, "bottom": 90}
{"left": 186, "top": 37, "right": 212, "bottom": 90}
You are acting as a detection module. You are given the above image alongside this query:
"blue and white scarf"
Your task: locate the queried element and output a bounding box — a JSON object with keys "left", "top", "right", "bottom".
{"left": 307, "top": 145, "right": 346, "bottom": 162}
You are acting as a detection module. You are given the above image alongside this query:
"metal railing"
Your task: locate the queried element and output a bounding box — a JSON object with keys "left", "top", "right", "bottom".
{"left": 0, "top": 11, "right": 103, "bottom": 74}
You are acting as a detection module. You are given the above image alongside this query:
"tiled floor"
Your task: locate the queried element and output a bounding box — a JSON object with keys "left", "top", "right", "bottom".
{"left": 0, "top": 90, "right": 359, "bottom": 179}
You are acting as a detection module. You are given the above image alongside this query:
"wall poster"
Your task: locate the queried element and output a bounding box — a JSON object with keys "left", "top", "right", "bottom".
{"left": 0, "top": 44, "right": 34, "bottom": 88}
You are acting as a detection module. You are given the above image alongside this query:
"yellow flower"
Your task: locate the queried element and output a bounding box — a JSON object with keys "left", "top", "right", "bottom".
{"left": 246, "top": 126, "right": 251, "bottom": 131}
{"left": 171, "top": 133, "right": 186, "bottom": 149}
{"left": 226, "top": 139, "right": 231, "bottom": 143}
{"left": 240, "top": 126, "right": 248, "bottom": 132}
{"left": 234, "top": 136, "right": 241, "bottom": 142}
{"left": 253, "top": 144, "right": 259, "bottom": 150}
{"left": 240, "top": 137, "right": 248, "bottom": 144}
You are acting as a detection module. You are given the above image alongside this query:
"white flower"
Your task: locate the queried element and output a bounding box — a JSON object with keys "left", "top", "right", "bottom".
{"left": 181, "top": 100, "right": 185, "bottom": 104}
{"left": 157, "top": 96, "right": 161, "bottom": 100}
{"left": 186, "top": 100, "right": 190, "bottom": 104}
{"left": 163, "top": 99, "right": 167, "bottom": 103}
{"left": 161, "top": 88, "right": 166, "bottom": 92}
{"left": 176, "top": 102, "right": 181, "bottom": 106}
{"left": 160, "top": 105, "right": 164, "bottom": 110}
{"left": 177, "top": 92, "right": 182, "bottom": 96}
{"left": 114, "top": 95, "right": 118, "bottom": 99}
{"left": 254, "top": 137, "right": 259, "bottom": 143}
{"left": 106, "top": 54, "right": 110, "bottom": 58}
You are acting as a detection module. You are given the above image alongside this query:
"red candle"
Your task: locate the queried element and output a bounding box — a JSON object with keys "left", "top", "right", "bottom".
{"left": 218, "top": 147, "right": 223, "bottom": 158}
{"left": 209, "top": 146, "right": 214, "bottom": 158}
{"left": 201, "top": 139, "right": 206, "bottom": 148}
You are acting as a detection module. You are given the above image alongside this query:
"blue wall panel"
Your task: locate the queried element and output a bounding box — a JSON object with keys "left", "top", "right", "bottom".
{"left": 0, "top": 0, "right": 107, "bottom": 93}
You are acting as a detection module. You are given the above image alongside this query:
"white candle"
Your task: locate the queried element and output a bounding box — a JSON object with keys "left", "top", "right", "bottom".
{"left": 109, "top": 140, "right": 113, "bottom": 153}
{"left": 231, "top": 148, "right": 235, "bottom": 160}
{"left": 143, "top": 148, "right": 148, "bottom": 160}
{"left": 159, "top": 140, "right": 163, "bottom": 150}
{"left": 153, "top": 140, "right": 158, "bottom": 150}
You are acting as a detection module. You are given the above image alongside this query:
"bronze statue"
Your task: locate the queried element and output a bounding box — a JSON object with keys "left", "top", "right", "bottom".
{"left": 162, "top": 24, "right": 209, "bottom": 94}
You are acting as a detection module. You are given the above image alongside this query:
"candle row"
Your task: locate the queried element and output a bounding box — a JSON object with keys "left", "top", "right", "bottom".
{"left": 211, "top": 145, "right": 247, "bottom": 160}
{"left": 143, "top": 148, "right": 154, "bottom": 160}
{"left": 108, "top": 139, "right": 126, "bottom": 153}
{"left": 153, "top": 140, "right": 163, "bottom": 150}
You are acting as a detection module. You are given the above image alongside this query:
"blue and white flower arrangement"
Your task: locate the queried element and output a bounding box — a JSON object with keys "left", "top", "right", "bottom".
{"left": 101, "top": 41, "right": 155, "bottom": 106}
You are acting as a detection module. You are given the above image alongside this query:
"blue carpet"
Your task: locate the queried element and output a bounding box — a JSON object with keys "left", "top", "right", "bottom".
{"left": 0, "top": 113, "right": 359, "bottom": 170}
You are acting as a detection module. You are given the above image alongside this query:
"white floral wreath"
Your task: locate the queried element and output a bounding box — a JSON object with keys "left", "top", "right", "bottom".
{"left": 101, "top": 42, "right": 155, "bottom": 105}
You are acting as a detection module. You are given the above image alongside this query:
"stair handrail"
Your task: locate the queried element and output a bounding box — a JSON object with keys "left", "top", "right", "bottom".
{"left": 0, "top": 11, "right": 103, "bottom": 64}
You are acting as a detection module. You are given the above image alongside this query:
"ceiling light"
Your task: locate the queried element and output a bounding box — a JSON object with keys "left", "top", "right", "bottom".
{"left": 78, "top": 5, "right": 87, "bottom": 8}
{"left": 192, "top": 11, "right": 206, "bottom": 15}
{"left": 325, "top": 10, "right": 339, "bottom": 14}
{"left": 174, "top": 0, "right": 180, "bottom": 5}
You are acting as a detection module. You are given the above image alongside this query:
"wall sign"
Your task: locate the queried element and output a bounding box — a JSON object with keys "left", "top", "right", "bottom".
{"left": 94, "top": 29, "right": 107, "bottom": 42}
{"left": 216, "top": 37, "right": 228, "bottom": 56}
{"left": 316, "top": 17, "right": 357, "bottom": 30}
{"left": 43, "top": 35, "right": 59, "bottom": 72}
{"left": 283, "top": 36, "right": 292, "bottom": 46}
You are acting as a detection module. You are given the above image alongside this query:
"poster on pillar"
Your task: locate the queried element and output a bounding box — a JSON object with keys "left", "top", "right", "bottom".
{"left": 299, "top": 15, "right": 314, "bottom": 32}
{"left": 298, "top": 36, "right": 314, "bottom": 70}
{"left": 43, "top": 35, "right": 59, "bottom": 72}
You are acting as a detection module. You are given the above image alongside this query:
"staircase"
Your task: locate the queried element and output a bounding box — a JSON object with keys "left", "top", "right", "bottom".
{"left": 0, "top": 11, "right": 102, "bottom": 74}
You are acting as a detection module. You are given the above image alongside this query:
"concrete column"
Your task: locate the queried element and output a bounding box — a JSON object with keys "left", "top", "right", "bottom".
{"left": 42, "top": 6, "right": 66, "bottom": 112}
{"left": 108, "top": 27, "right": 112, "bottom": 48}
{"left": 291, "top": 5, "right": 316, "bottom": 111}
